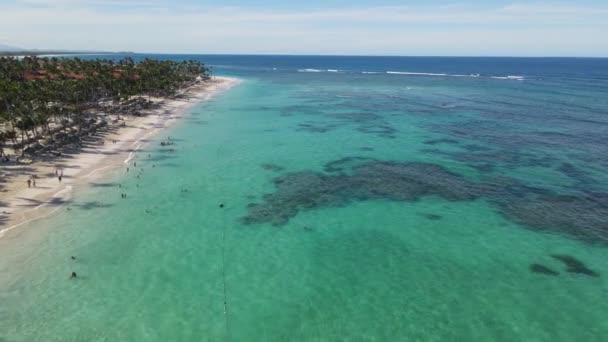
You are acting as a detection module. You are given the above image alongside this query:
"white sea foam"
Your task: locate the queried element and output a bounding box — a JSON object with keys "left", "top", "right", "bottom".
{"left": 298, "top": 69, "right": 346, "bottom": 73}
{"left": 298, "top": 69, "right": 323, "bottom": 73}
{"left": 491, "top": 75, "right": 525, "bottom": 80}
{"left": 297, "top": 68, "right": 524, "bottom": 81}
{"left": 450, "top": 74, "right": 481, "bottom": 78}
{"left": 385, "top": 71, "right": 527, "bottom": 80}
{"left": 386, "top": 71, "right": 485, "bottom": 78}
{"left": 387, "top": 71, "right": 448, "bottom": 76}
{"left": 124, "top": 143, "right": 143, "bottom": 164}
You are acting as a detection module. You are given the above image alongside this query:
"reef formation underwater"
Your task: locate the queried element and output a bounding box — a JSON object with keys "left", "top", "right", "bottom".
{"left": 243, "top": 158, "right": 608, "bottom": 246}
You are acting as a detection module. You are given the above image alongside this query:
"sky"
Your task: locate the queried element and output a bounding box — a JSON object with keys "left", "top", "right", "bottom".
{"left": 1, "top": 0, "right": 607, "bottom": 56}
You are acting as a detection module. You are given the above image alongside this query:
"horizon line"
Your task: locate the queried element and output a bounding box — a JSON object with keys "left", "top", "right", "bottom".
{"left": 3, "top": 50, "right": 607, "bottom": 59}
{"left": 140, "top": 53, "right": 608, "bottom": 59}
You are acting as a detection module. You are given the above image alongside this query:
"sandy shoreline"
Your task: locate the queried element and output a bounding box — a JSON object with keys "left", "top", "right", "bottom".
{"left": 0, "top": 76, "right": 240, "bottom": 238}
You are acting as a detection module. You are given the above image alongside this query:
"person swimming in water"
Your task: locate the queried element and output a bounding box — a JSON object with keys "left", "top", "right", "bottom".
{"left": 70, "top": 271, "right": 77, "bottom": 279}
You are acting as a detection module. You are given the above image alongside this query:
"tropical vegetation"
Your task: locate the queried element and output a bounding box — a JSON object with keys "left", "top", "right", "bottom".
{"left": 0, "top": 56, "right": 209, "bottom": 159}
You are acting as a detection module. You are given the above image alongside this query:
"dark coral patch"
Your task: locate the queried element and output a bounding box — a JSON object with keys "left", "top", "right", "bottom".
{"left": 243, "top": 157, "right": 608, "bottom": 245}
{"left": 557, "top": 163, "right": 598, "bottom": 189}
{"left": 261, "top": 164, "right": 285, "bottom": 172}
{"left": 551, "top": 255, "right": 599, "bottom": 277}
{"left": 424, "top": 138, "right": 459, "bottom": 145}
{"left": 297, "top": 122, "right": 343, "bottom": 133}
{"left": 242, "top": 161, "right": 479, "bottom": 226}
{"left": 422, "top": 213, "right": 442, "bottom": 221}
{"left": 529, "top": 264, "right": 560, "bottom": 276}
{"left": 498, "top": 194, "right": 608, "bottom": 245}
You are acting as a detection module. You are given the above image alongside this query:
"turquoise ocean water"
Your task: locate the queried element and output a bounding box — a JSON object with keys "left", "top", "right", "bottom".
{"left": 1, "top": 56, "right": 608, "bottom": 341}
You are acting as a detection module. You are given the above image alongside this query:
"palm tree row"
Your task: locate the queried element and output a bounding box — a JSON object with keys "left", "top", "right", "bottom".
{"left": 0, "top": 56, "right": 209, "bottom": 159}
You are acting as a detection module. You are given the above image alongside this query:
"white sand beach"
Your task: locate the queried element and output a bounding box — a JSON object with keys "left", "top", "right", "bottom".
{"left": 0, "top": 76, "right": 240, "bottom": 238}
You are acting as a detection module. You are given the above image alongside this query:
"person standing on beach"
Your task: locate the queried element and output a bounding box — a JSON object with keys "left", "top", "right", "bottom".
{"left": 32, "top": 179, "right": 36, "bottom": 187}
{"left": 27, "top": 179, "right": 31, "bottom": 188}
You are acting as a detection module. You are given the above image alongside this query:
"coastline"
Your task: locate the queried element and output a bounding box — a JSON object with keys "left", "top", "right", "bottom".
{"left": 0, "top": 76, "right": 241, "bottom": 238}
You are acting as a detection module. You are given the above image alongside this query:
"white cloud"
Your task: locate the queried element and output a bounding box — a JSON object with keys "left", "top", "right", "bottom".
{"left": 1, "top": 2, "right": 607, "bottom": 56}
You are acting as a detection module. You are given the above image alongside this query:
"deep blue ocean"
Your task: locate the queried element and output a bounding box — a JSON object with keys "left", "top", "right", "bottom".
{"left": 1, "top": 55, "right": 608, "bottom": 341}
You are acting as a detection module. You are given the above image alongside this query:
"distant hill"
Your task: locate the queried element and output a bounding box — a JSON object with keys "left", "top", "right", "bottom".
{"left": 0, "top": 43, "right": 134, "bottom": 56}
{"left": 0, "top": 44, "right": 25, "bottom": 52}
{"left": 0, "top": 48, "right": 132, "bottom": 57}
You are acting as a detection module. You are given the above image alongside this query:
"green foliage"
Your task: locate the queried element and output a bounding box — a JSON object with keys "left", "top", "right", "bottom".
{"left": 0, "top": 56, "right": 209, "bottom": 157}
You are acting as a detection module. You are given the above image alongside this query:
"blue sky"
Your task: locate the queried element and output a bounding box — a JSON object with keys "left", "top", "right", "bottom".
{"left": 1, "top": 0, "right": 607, "bottom": 56}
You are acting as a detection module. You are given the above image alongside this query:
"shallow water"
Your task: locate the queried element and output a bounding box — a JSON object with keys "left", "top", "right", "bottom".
{"left": 1, "top": 56, "right": 608, "bottom": 341}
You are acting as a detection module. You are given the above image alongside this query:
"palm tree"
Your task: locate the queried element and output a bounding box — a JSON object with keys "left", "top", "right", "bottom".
{"left": 0, "top": 56, "right": 211, "bottom": 158}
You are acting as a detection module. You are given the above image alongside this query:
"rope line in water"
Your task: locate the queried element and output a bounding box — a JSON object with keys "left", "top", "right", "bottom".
{"left": 217, "top": 144, "right": 230, "bottom": 339}
{"left": 221, "top": 221, "right": 229, "bottom": 336}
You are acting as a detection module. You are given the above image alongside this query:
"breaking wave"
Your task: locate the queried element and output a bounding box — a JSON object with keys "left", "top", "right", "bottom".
{"left": 297, "top": 68, "right": 525, "bottom": 80}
